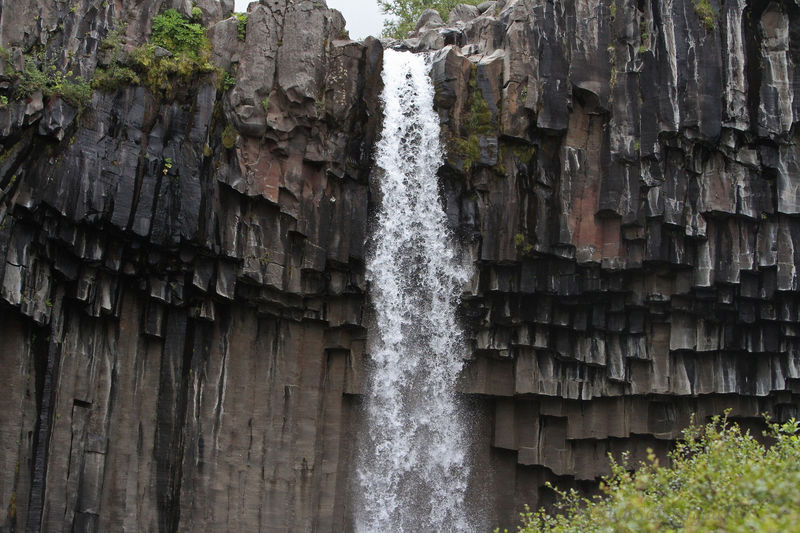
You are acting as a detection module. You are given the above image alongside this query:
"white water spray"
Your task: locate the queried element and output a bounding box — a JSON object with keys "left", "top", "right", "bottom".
{"left": 354, "top": 50, "right": 474, "bottom": 532}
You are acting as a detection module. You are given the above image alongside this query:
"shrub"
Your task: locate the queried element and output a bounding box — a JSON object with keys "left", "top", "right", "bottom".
{"left": 466, "top": 89, "right": 493, "bottom": 135}
{"left": 94, "top": 11, "right": 215, "bottom": 97}
{"left": 128, "top": 43, "right": 214, "bottom": 95}
{"left": 450, "top": 134, "right": 479, "bottom": 171}
{"left": 92, "top": 62, "right": 140, "bottom": 91}
{"left": 15, "top": 58, "right": 93, "bottom": 109}
{"left": 93, "top": 27, "right": 141, "bottom": 92}
{"left": 98, "top": 26, "right": 126, "bottom": 60}
{"left": 221, "top": 123, "right": 237, "bottom": 149}
{"left": 136, "top": 10, "right": 214, "bottom": 95}
{"left": 15, "top": 58, "right": 49, "bottom": 97}
{"left": 222, "top": 72, "right": 235, "bottom": 91}
{"left": 52, "top": 71, "right": 93, "bottom": 108}
{"left": 691, "top": 0, "right": 715, "bottom": 32}
{"left": 507, "top": 414, "right": 800, "bottom": 533}
{"left": 234, "top": 13, "right": 249, "bottom": 41}
{"left": 151, "top": 9, "right": 208, "bottom": 61}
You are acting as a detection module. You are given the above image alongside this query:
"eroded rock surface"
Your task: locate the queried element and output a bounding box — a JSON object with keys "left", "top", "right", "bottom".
{"left": 0, "top": 0, "right": 799, "bottom": 531}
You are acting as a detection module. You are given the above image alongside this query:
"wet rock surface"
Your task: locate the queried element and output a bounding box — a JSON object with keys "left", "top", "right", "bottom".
{"left": 426, "top": 0, "right": 800, "bottom": 523}
{"left": 0, "top": 0, "right": 799, "bottom": 531}
{"left": 0, "top": 1, "right": 378, "bottom": 532}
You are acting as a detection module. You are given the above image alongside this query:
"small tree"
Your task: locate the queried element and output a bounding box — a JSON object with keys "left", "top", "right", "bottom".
{"left": 379, "top": 0, "right": 482, "bottom": 39}
{"left": 504, "top": 414, "right": 800, "bottom": 532}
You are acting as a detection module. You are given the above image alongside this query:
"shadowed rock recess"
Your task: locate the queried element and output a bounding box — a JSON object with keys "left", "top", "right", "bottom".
{"left": 0, "top": 0, "right": 799, "bottom": 530}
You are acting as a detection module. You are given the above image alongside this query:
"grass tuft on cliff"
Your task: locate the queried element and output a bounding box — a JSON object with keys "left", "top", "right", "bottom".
{"left": 503, "top": 414, "right": 800, "bottom": 532}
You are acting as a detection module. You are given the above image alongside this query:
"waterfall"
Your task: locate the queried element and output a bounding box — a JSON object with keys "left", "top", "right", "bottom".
{"left": 354, "top": 50, "right": 474, "bottom": 532}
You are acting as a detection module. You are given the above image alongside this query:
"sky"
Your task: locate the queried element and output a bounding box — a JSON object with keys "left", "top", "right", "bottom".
{"left": 232, "top": 0, "right": 386, "bottom": 39}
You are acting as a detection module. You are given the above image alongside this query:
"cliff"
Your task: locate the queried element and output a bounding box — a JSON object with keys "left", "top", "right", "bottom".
{"left": 422, "top": 0, "right": 800, "bottom": 519}
{"left": 0, "top": 1, "right": 380, "bottom": 531}
{"left": 0, "top": 0, "right": 798, "bottom": 531}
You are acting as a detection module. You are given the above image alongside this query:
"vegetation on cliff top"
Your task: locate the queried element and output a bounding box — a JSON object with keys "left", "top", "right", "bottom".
{"left": 379, "top": 0, "right": 482, "bottom": 39}
{"left": 150, "top": 9, "right": 208, "bottom": 58}
{"left": 94, "top": 9, "right": 215, "bottom": 98}
{"left": 503, "top": 414, "right": 800, "bottom": 532}
{"left": 0, "top": 8, "right": 223, "bottom": 110}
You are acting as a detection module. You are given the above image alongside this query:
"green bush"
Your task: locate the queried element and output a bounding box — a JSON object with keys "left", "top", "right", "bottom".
{"left": 450, "top": 134, "right": 479, "bottom": 171}
{"left": 151, "top": 9, "right": 208, "bottom": 61}
{"left": 128, "top": 43, "right": 214, "bottom": 95}
{"left": 221, "top": 71, "right": 235, "bottom": 91}
{"left": 52, "top": 71, "right": 93, "bottom": 108}
{"left": 221, "top": 123, "right": 237, "bottom": 149}
{"left": 15, "top": 58, "right": 49, "bottom": 97}
{"left": 507, "top": 414, "right": 800, "bottom": 533}
{"left": 93, "top": 10, "right": 215, "bottom": 97}
{"left": 466, "top": 89, "right": 493, "bottom": 135}
{"left": 93, "top": 27, "right": 140, "bottom": 91}
{"left": 92, "top": 62, "right": 140, "bottom": 91}
{"left": 16, "top": 58, "right": 92, "bottom": 109}
{"left": 691, "top": 0, "right": 715, "bottom": 32}
{"left": 234, "top": 13, "right": 249, "bottom": 41}
{"left": 135, "top": 9, "right": 214, "bottom": 95}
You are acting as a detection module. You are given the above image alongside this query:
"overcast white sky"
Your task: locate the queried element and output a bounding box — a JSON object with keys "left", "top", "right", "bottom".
{"left": 232, "top": 0, "right": 386, "bottom": 39}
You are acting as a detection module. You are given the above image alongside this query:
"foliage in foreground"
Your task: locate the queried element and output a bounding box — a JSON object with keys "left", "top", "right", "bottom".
{"left": 379, "top": 0, "right": 482, "bottom": 39}
{"left": 506, "top": 414, "right": 800, "bottom": 533}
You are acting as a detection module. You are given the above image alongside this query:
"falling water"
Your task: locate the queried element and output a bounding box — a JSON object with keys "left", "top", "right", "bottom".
{"left": 354, "top": 50, "right": 474, "bottom": 532}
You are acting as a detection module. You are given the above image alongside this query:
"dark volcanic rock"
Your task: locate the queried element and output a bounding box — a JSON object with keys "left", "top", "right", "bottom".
{"left": 0, "top": 1, "right": 379, "bottom": 532}
{"left": 427, "top": 0, "right": 800, "bottom": 526}
{"left": 1, "top": 0, "right": 799, "bottom": 531}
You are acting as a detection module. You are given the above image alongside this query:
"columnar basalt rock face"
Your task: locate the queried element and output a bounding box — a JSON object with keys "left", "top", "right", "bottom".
{"left": 1, "top": 0, "right": 800, "bottom": 531}
{"left": 0, "top": 1, "right": 379, "bottom": 532}
{"left": 420, "top": 0, "right": 800, "bottom": 523}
